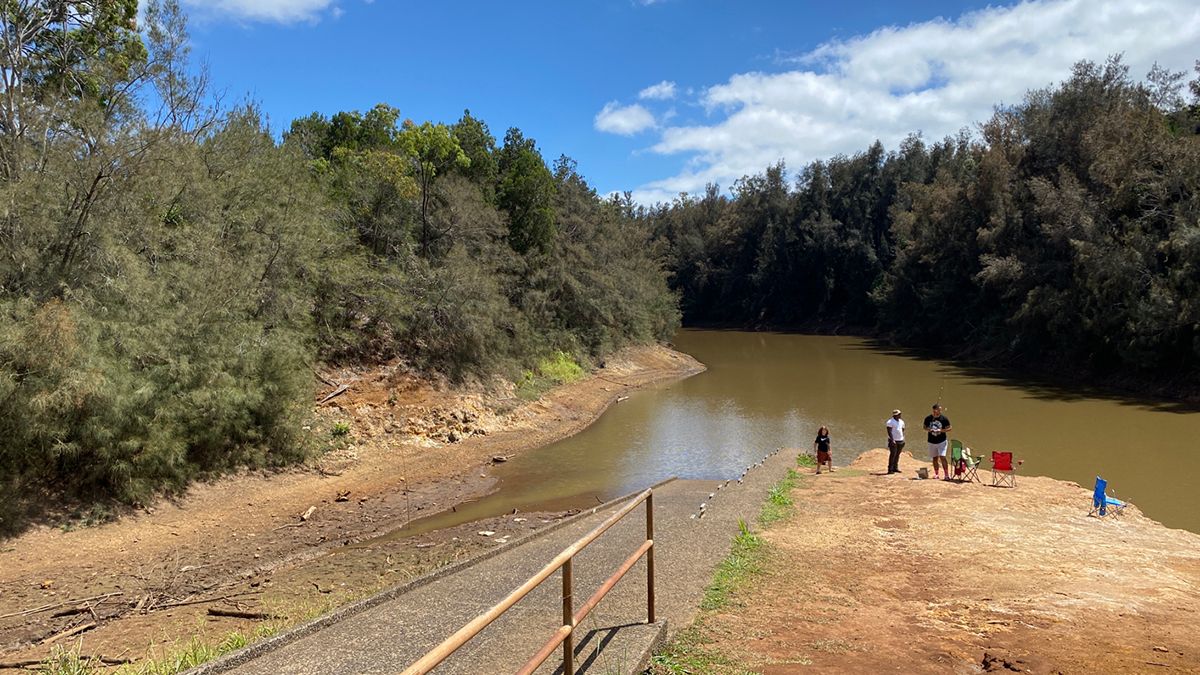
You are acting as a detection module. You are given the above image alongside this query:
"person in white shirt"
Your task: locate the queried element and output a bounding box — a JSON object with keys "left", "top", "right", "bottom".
{"left": 885, "top": 409, "right": 905, "bottom": 474}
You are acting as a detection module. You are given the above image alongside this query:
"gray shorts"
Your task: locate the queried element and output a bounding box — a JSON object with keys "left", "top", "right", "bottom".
{"left": 928, "top": 440, "right": 948, "bottom": 458}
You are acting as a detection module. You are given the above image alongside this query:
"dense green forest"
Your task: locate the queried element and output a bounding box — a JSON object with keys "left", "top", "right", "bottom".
{"left": 646, "top": 56, "right": 1200, "bottom": 381}
{"left": 0, "top": 1, "right": 677, "bottom": 521}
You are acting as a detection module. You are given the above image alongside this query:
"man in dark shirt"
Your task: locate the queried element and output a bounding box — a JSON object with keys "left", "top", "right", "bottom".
{"left": 923, "top": 403, "right": 952, "bottom": 480}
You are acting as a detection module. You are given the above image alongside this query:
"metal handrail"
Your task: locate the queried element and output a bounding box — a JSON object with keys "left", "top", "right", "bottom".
{"left": 400, "top": 489, "right": 656, "bottom": 675}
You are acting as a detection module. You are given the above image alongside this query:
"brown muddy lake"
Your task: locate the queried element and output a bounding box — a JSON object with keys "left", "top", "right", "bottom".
{"left": 395, "top": 329, "right": 1200, "bottom": 536}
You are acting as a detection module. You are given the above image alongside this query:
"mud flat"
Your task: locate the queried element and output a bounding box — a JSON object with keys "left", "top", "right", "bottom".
{"left": 0, "top": 344, "right": 703, "bottom": 668}
{"left": 658, "top": 448, "right": 1200, "bottom": 674}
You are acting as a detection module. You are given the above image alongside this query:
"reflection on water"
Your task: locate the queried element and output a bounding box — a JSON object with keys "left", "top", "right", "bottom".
{"left": 383, "top": 330, "right": 1200, "bottom": 537}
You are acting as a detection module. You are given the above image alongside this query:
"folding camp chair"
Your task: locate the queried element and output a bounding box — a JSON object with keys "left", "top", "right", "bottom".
{"left": 1088, "top": 476, "right": 1126, "bottom": 518}
{"left": 950, "top": 440, "right": 982, "bottom": 483}
{"left": 991, "top": 451, "right": 1016, "bottom": 487}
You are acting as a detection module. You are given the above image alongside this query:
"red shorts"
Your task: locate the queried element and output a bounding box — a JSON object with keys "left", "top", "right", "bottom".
{"left": 817, "top": 449, "right": 831, "bottom": 464}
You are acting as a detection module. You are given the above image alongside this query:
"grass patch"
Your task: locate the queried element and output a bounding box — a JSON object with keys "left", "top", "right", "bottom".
{"left": 57, "top": 503, "right": 117, "bottom": 532}
{"left": 657, "top": 516, "right": 768, "bottom": 667}
{"left": 758, "top": 469, "right": 799, "bottom": 526}
{"left": 538, "top": 350, "right": 586, "bottom": 383}
{"left": 517, "top": 351, "right": 587, "bottom": 400}
{"left": 40, "top": 646, "right": 98, "bottom": 675}
{"left": 810, "top": 638, "right": 861, "bottom": 654}
{"left": 652, "top": 462, "right": 812, "bottom": 673}
{"left": 701, "top": 519, "right": 764, "bottom": 612}
{"left": 126, "top": 633, "right": 252, "bottom": 675}
{"left": 649, "top": 620, "right": 757, "bottom": 674}
{"left": 795, "top": 453, "right": 817, "bottom": 468}
{"left": 40, "top": 617, "right": 287, "bottom": 675}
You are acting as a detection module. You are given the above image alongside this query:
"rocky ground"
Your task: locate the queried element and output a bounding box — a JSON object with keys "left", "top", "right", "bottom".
{"left": 0, "top": 344, "right": 704, "bottom": 670}
{"left": 663, "top": 448, "right": 1200, "bottom": 674}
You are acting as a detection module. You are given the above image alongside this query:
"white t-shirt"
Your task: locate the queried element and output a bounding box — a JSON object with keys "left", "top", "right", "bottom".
{"left": 886, "top": 417, "right": 906, "bottom": 442}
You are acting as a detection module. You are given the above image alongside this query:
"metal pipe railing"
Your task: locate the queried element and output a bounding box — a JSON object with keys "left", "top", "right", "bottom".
{"left": 401, "top": 488, "right": 656, "bottom": 675}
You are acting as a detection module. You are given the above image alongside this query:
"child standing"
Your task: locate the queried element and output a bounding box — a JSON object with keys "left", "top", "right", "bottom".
{"left": 813, "top": 426, "right": 833, "bottom": 474}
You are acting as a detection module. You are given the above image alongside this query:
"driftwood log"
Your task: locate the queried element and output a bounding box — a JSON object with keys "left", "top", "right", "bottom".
{"left": 0, "top": 655, "right": 132, "bottom": 668}
{"left": 206, "top": 608, "right": 276, "bottom": 620}
{"left": 39, "top": 621, "right": 97, "bottom": 645}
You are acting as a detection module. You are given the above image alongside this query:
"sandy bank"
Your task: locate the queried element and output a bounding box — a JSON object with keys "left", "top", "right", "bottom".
{"left": 0, "top": 344, "right": 704, "bottom": 666}
{"left": 665, "top": 448, "right": 1200, "bottom": 673}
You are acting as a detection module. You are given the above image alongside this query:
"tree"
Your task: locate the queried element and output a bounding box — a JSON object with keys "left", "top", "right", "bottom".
{"left": 396, "top": 120, "right": 468, "bottom": 256}
{"left": 496, "top": 127, "right": 556, "bottom": 255}
{"left": 451, "top": 109, "right": 498, "bottom": 197}
{"left": 0, "top": 0, "right": 146, "bottom": 180}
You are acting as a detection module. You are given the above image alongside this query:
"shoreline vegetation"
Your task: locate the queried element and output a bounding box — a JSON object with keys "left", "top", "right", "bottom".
{"left": 0, "top": 344, "right": 705, "bottom": 672}
{"left": 653, "top": 449, "right": 1200, "bottom": 674}
{"left": 0, "top": 1, "right": 679, "bottom": 532}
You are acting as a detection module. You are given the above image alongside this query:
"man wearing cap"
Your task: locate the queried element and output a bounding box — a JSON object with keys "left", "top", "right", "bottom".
{"left": 923, "top": 403, "right": 952, "bottom": 480}
{"left": 885, "top": 410, "right": 905, "bottom": 474}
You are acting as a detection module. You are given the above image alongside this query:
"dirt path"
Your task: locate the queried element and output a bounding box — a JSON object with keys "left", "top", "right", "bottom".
{"left": 667, "top": 449, "right": 1200, "bottom": 674}
{"left": 0, "top": 344, "right": 703, "bottom": 668}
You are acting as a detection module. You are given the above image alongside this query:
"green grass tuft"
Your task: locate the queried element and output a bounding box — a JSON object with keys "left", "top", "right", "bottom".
{"left": 652, "top": 465, "right": 808, "bottom": 673}
{"left": 537, "top": 350, "right": 586, "bottom": 383}
{"left": 40, "top": 645, "right": 99, "bottom": 675}
{"left": 701, "top": 519, "right": 763, "bottom": 611}
{"left": 649, "top": 621, "right": 756, "bottom": 674}
{"left": 516, "top": 351, "right": 587, "bottom": 400}
{"left": 759, "top": 468, "right": 799, "bottom": 526}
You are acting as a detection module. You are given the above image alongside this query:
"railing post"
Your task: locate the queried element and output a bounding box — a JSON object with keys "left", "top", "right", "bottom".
{"left": 562, "top": 558, "right": 574, "bottom": 675}
{"left": 646, "top": 491, "right": 655, "bottom": 624}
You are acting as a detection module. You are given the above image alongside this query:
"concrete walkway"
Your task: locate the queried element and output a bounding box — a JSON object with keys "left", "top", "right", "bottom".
{"left": 193, "top": 448, "right": 797, "bottom": 674}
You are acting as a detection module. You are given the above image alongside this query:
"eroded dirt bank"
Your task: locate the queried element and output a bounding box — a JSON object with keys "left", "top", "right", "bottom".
{"left": 0, "top": 344, "right": 704, "bottom": 668}
{"left": 673, "top": 448, "right": 1200, "bottom": 674}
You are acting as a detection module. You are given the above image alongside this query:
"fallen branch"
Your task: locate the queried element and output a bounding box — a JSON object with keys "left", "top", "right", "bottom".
{"left": 309, "top": 364, "right": 337, "bottom": 387}
{"left": 318, "top": 384, "right": 349, "bottom": 404}
{"left": 206, "top": 608, "right": 276, "bottom": 621}
{"left": 39, "top": 621, "right": 97, "bottom": 645}
{"left": 0, "top": 592, "right": 123, "bottom": 620}
{"left": 0, "top": 655, "right": 132, "bottom": 669}
{"left": 154, "top": 591, "right": 262, "bottom": 611}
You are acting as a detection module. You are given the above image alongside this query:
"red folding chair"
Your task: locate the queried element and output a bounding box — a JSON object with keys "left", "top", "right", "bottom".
{"left": 991, "top": 451, "right": 1016, "bottom": 487}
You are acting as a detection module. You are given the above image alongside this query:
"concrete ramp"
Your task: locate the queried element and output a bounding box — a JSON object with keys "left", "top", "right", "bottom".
{"left": 193, "top": 449, "right": 796, "bottom": 674}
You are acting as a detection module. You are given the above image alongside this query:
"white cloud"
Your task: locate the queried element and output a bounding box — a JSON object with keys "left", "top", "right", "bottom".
{"left": 595, "top": 101, "right": 657, "bottom": 135}
{"left": 181, "top": 0, "right": 339, "bottom": 24}
{"left": 632, "top": 0, "right": 1200, "bottom": 201}
{"left": 639, "top": 80, "right": 677, "bottom": 100}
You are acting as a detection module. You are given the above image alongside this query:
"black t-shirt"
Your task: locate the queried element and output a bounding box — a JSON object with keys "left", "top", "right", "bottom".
{"left": 924, "top": 414, "right": 950, "bottom": 443}
{"left": 815, "top": 434, "right": 830, "bottom": 452}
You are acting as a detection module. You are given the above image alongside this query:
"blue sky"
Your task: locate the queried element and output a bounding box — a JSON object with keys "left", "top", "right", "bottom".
{"left": 180, "top": 0, "right": 1200, "bottom": 202}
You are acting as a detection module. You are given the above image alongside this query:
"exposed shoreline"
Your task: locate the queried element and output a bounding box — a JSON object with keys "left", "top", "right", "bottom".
{"left": 0, "top": 344, "right": 705, "bottom": 667}
{"left": 655, "top": 448, "right": 1200, "bottom": 673}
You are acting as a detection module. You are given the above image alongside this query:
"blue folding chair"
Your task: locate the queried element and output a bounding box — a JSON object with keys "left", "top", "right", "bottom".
{"left": 1088, "top": 476, "right": 1126, "bottom": 518}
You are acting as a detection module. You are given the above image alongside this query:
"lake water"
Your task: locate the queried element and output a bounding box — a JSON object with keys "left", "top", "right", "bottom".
{"left": 393, "top": 329, "right": 1200, "bottom": 536}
